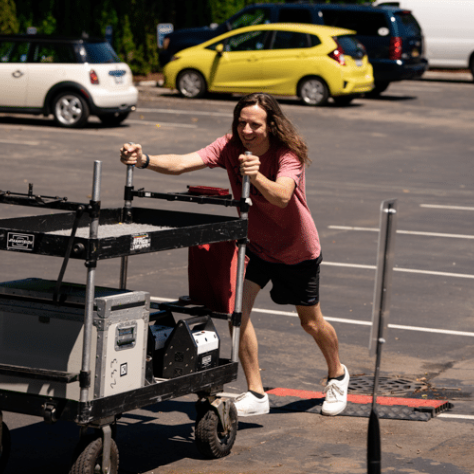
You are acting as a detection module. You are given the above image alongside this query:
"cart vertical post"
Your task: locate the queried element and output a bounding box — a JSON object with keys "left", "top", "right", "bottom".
{"left": 80, "top": 161, "right": 102, "bottom": 403}
{"left": 231, "top": 167, "right": 251, "bottom": 363}
{"left": 120, "top": 164, "right": 134, "bottom": 289}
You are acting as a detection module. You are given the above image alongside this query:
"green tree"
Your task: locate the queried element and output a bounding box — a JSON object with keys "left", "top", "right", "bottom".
{"left": 0, "top": 0, "right": 20, "bottom": 34}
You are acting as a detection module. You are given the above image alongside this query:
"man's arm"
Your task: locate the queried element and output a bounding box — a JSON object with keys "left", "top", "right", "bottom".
{"left": 251, "top": 175, "right": 296, "bottom": 209}
{"left": 239, "top": 153, "right": 295, "bottom": 208}
{"left": 120, "top": 143, "right": 206, "bottom": 174}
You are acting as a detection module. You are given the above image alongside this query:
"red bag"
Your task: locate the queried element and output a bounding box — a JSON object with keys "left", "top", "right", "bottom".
{"left": 188, "top": 241, "right": 248, "bottom": 313}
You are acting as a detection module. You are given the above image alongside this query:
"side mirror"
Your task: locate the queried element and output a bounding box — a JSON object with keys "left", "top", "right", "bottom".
{"left": 215, "top": 43, "right": 224, "bottom": 55}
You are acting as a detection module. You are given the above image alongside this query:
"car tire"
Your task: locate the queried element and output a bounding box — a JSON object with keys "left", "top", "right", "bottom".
{"left": 99, "top": 112, "right": 130, "bottom": 126}
{"left": 469, "top": 54, "right": 474, "bottom": 81}
{"left": 298, "top": 77, "right": 329, "bottom": 106}
{"left": 177, "top": 70, "right": 207, "bottom": 98}
{"left": 366, "top": 81, "right": 390, "bottom": 97}
{"left": 52, "top": 92, "right": 90, "bottom": 128}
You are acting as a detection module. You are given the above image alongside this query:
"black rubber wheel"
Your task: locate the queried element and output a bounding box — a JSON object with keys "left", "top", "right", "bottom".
{"left": 176, "top": 70, "right": 207, "bottom": 98}
{"left": 52, "top": 91, "right": 90, "bottom": 128}
{"left": 333, "top": 95, "right": 355, "bottom": 106}
{"left": 69, "top": 436, "right": 119, "bottom": 474}
{"left": 195, "top": 401, "right": 238, "bottom": 459}
{"left": 366, "top": 81, "right": 390, "bottom": 97}
{"left": 0, "top": 422, "right": 11, "bottom": 473}
{"left": 99, "top": 112, "right": 130, "bottom": 126}
{"left": 298, "top": 77, "right": 329, "bottom": 106}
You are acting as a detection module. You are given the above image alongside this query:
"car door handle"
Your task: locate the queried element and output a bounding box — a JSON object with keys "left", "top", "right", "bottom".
{"left": 12, "top": 70, "right": 25, "bottom": 78}
{"left": 247, "top": 55, "right": 258, "bottom": 62}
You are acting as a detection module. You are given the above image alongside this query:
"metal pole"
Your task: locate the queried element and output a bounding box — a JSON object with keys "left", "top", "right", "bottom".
{"left": 80, "top": 160, "right": 102, "bottom": 403}
{"left": 120, "top": 164, "right": 134, "bottom": 289}
{"left": 367, "top": 199, "right": 398, "bottom": 474}
{"left": 231, "top": 152, "right": 252, "bottom": 362}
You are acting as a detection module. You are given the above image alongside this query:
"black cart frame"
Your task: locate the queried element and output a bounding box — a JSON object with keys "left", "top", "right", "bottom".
{"left": 0, "top": 161, "right": 250, "bottom": 472}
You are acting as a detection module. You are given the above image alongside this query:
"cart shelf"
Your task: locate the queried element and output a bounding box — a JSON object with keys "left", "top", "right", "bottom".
{"left": 0, "top": 207, "right": 247, "bottom": 259}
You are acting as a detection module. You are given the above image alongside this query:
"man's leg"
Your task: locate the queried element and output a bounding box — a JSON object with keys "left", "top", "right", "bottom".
{"left": 296, "top": 303, "right": 349, "bottom": 415}
{"left": 296, "top": 303, "right": 344, "bottom": 379}
{"left": 232, "top": 279, "right": 270, "bottom": 416}
{"left": 238, "top": 279, "right": 264, "bottom": 394}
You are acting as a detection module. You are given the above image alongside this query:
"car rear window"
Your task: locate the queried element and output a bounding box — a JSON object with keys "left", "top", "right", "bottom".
{"left": 394, "top": 11, "right": 422, "bottom": 36}
{"left": 335, "top": 35, "right": 366, "bottom": 56}
{"left": 82, "top": 42, "right": 121, "bottom": 63}
{"left": 321, "top": 10, "right": 390, "bottom": 36}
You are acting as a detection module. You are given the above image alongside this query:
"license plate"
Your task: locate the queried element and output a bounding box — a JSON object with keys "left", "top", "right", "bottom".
{"left": 355, "top": 59, "right": 363, "bottom": 67}
{"left": 114, "top": 75, "right": 124, "bottom": 84}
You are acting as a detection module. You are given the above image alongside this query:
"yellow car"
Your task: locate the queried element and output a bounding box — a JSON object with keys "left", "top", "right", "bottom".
{"left": 163, "top": 23, "right": 374, "bottom": 106}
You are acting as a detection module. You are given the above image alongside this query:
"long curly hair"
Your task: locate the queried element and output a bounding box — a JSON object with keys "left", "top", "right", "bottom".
{"left": 230, "top": 93, "right": 310, "bottom": 165}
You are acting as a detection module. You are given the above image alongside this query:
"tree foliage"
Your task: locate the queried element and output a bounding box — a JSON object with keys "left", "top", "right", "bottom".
{"left": 0, "top": 0, "right": 20, "bottom": 34}
{"left": 2, "top": 0, "right": 373, "bottom": 75}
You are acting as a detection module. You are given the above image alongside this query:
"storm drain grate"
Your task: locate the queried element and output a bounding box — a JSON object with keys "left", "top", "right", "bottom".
{"left": 348, "top": 376, "right": 429, "bottom": 396}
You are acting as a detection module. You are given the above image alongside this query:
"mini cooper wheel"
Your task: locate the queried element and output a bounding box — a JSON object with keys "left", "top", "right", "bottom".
{"left": 53, "top": 92, "right": 90, "bottom": 128}
{"left": 177, "top": 70, "right": 207, "bottom": 98}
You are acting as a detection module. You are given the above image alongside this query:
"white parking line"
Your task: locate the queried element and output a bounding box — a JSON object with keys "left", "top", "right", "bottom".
{"left": 136, "top": 107, "right": 232, "bottom": 118}
{"left": 328, "top": 225, "right": 474, "bottom": 240}
{"left": 321, "top": 261, "right": 474, "bottom": 279}
{"left": 421, "top": 204, "right": 474, "bottom": 211}
{"left": 149, "top": 297, "right": 474, "bottom": 337}
{"left": 438, "top": 414, "right": 474, "bottom": 420}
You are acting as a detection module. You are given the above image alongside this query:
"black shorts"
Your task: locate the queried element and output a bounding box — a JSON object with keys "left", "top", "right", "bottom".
{"left": 245, "top": 250, "right": 323, "bottom": 306}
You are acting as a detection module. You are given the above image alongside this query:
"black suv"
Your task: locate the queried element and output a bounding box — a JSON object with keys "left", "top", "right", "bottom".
{"left": 160, "top": 3, "right": 427, "bottom": 95}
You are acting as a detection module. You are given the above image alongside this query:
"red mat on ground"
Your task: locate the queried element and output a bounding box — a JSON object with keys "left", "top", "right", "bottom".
{"left": 267, "top": 387, "right": 448, "bottom": 409}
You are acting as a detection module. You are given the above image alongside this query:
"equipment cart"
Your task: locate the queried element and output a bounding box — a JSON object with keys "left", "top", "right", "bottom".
{"left": 0, "top": 161, "right": 251, "bottom": 473}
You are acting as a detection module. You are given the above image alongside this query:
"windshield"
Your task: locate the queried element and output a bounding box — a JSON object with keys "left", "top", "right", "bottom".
{"left": 228, "top": 8, "right": 271, "bottom": 30}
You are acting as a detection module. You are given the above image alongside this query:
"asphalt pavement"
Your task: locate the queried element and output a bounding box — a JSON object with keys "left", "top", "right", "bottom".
{"left": 0, "top": 70, "right": 473, "bottom": 474}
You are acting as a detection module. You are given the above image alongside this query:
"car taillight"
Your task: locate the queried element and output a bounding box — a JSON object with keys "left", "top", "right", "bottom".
{"left": 389, "top": 37, "right": 403, "bottom": 60}
{"left": 89, "top": 70, "right": 99, "bottom": 85}
{"left": 329, "top": 37, "right": 345, "bottom": 65}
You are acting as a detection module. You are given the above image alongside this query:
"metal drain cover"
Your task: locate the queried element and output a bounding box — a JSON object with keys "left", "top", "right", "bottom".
{"left": 348, "top": 376, "right": 429, "bottom": 396}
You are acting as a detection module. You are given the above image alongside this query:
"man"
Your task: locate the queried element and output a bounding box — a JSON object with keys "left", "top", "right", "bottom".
{"left": 120, "top": 93, "right": 349, "bottom": 417}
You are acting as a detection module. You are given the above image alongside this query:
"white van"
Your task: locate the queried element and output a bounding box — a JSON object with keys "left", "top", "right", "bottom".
{"left": 375, "top": 0, "right": 474, "bottom": 78}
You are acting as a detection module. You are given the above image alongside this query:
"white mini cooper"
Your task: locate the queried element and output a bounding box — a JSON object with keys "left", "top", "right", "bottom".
{"left": 0, "top": 34, "right": 138, "bottom": 127}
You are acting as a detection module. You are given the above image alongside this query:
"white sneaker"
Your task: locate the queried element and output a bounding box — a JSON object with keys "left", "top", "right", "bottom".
{"left": 322, "top": 364, "right": 350, "bottom": 416}
{"left": 234, "top": 391, "right": 270, "bottom": 417}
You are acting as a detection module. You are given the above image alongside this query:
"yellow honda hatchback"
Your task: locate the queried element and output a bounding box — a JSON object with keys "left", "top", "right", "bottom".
{"left": 164, "top": 23, "right": 374, "bottom": 106}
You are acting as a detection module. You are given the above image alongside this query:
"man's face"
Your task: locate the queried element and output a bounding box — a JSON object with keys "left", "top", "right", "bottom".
{"left": 237, "top": 104, "right": 271, "bottom": 156}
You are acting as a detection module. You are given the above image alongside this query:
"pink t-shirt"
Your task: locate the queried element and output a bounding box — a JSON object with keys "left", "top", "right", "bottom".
{"left": 197, "top": 135, "right": 321, "bottom": 265}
